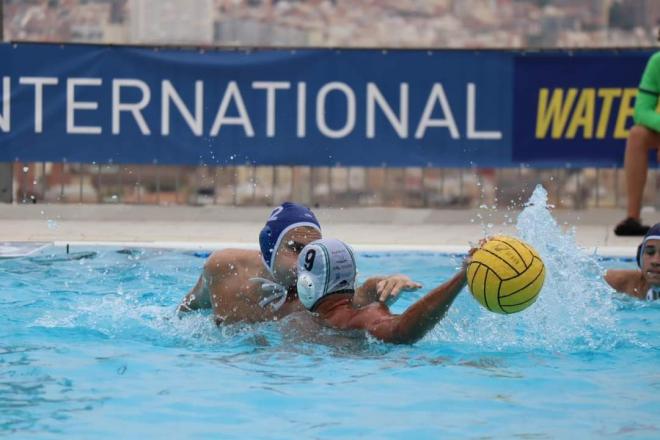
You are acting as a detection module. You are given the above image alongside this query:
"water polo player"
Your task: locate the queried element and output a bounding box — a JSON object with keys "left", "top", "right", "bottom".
{"left": 178, "top": 202, "right": 322, "bottom": 323}
{"left": 177, "top": 203, "right": 413, "bottom": 324}
{"left": 296, "top": 238, "right": 470, "bottom": 344}
{"left": 605, "top": 223, "right": 660, "bottom": 300}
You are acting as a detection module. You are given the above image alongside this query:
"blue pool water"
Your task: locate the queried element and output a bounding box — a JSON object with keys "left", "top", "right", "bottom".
{"left": 2, "top": 191, "right": 660, "bottom": 439}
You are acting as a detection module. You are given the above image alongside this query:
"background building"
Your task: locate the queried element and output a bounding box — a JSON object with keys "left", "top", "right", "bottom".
{"left": 3, "top": 0, "right": 659, "bottom": 47}
{"left": 129, "top": 0, "right": 213, "bottom": 44}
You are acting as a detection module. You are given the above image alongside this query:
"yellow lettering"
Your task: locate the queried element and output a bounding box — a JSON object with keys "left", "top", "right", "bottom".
{"left": 614, "top": 88, "right": 637, "bottom": 138}
{"left": 596, "top": 88, "right": 622, "bottom": 138}
{"left": 566, "top": 88, "right": 595, "bottom": 139}
{"left": 535, "top": 88, "right": 578, "bottom": 139}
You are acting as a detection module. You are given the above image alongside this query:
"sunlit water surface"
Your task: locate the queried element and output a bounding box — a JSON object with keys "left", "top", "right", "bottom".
{"left": 1, "top": 188, "right": 659, "bottom": 439}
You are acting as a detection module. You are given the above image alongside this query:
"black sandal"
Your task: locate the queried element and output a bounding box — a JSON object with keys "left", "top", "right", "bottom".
{"left": 614, "top": 217, "right": 651, "bottom": 236}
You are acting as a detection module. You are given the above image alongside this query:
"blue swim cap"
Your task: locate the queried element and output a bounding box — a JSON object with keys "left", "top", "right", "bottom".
{"left": 259, "top": 202, "right": 321, "bottom": 273}
{"left": 637, "top": 223, "right": 660, "bottom": 267}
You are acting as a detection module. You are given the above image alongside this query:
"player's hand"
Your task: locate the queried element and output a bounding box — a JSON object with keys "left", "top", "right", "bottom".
{"left": 175, "top": 302, "right": 193, "bottom": 319}
{"left": 463, "top": 238, "right": 487, "bottom": 270}
{"left": 376, "top": 275, "right": 422, "bottom": 304}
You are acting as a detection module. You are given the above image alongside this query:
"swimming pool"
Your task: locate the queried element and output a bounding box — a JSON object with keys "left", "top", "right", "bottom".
{"left": 1, "top": 242, "right": 658, "bottom": 439}
{"left": 2, "top": 189, "right": 659, "bottom": 439}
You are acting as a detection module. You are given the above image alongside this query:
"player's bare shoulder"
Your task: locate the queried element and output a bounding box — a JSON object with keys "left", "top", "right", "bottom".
{"left": 204, "top": 248, "right": 262, "bottom": 278}
{"left": 604, "top": 269, "right": 644, "bottom": 297}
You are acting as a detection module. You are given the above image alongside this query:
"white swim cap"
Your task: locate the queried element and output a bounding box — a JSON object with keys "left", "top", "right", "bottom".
{"left": 296, "top": 238, "right": 357, "bottom": 310}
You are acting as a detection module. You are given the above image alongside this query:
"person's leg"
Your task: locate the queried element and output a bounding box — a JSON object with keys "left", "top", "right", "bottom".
{"left": 625, "top": 125, "right": 660, "bottom": 218}
{"left": 616, "top": 125, "right": 660, "bottom": 235}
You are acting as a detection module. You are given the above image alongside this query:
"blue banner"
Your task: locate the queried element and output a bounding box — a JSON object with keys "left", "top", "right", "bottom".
{"left": 513, "top": 51, "right": 652, "bottom": 166}
{"left": 0, "top": 43, "right": 654, "bottom": 167}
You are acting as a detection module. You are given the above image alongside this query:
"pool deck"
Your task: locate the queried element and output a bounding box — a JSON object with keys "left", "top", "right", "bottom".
{"left": 0, "top": 204, "right": 653, "bottom": 256}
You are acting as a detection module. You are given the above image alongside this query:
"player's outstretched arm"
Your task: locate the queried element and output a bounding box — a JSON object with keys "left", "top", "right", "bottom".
{"left": 345, "top": 268, "right": 467, "bottom": 344}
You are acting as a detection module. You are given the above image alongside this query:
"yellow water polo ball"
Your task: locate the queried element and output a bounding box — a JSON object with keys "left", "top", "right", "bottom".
{"left": 467, "top": 235, "right": 545, "bottom": 314}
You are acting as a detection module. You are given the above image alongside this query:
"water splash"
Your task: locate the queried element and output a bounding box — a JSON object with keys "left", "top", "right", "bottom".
{"left": 517, "top": 185, "right": 621, "bottom": 349}
{"left": 437, "top": 184, "right": 629, "bottom": 352}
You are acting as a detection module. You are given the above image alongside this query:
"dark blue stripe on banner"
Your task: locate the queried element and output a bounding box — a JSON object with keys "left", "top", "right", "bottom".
{"left": 512, "top": 50, "right": 653, "bottom": 167}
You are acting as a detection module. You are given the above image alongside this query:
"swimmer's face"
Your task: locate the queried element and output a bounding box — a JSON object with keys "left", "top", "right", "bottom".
{"left": 272, "top": 226, "right": 322, "bottom": 287}
{"left": 642, "top": 239, "right": 660, "bottom": 285}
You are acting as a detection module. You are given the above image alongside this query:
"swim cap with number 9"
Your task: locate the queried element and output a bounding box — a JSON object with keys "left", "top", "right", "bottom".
{"left": 296, "top": 239, "right": 357, "bottom": 310}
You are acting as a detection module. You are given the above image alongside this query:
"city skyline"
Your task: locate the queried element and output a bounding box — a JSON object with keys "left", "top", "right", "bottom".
{"left": 2, "top": 0, "right": 659, "bottom": 48}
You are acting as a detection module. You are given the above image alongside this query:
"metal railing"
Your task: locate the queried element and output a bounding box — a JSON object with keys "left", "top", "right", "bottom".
{"left": 7, "top": 161, "right": 660, "bottom": 210}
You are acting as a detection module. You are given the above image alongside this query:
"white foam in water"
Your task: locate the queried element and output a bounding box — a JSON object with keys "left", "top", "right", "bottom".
{"left": 34, "top": 288, "right": 198, "bottom": 340}
{"left": 436, "top": 184, "right": 629, "bottom": 352}
{"left": 33, "top": 288, "right": 263, "bottom": 349}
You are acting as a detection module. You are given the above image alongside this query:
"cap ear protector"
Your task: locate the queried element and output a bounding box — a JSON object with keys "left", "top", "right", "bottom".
{"left": 296, "top": 238, "right": 357, "bottom": 311}
{"left": 637, "top": 244, "right": 643, "bottom": 268}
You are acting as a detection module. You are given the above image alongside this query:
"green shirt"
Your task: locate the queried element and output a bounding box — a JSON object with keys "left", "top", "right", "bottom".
{"left": 634, "top": 51, "right": 660, "bottom": 131}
